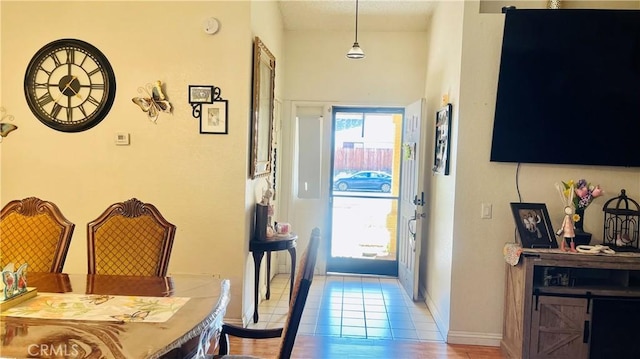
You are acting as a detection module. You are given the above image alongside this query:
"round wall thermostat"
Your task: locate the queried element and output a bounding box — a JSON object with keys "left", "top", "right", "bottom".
{"left": 203, "top": 17, "right": 220, "bottom": 35}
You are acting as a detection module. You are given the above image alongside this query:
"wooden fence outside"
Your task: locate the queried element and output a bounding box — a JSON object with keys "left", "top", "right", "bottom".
{"left": 333, "top": 148, "right": 394, "bottom": 173}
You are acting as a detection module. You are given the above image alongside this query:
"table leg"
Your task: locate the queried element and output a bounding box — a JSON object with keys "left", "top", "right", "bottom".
{"left": 252, "top": 250, "right": 264, "bottom": 323}
{"left": 288, "top": 247, "right": 296, "bottom": 301}
{"left": 266, "top": 251, "right": 271, "bottom": 300}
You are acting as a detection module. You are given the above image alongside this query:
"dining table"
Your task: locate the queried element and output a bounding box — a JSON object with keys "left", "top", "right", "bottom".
{"left": 0, "top": 272, "right": 230, "bottom": 359}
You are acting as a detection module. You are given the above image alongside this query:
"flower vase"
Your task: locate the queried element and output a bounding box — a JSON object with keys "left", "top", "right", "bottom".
{"left": 572, "top": 208, "right": 592, "bottom": 246}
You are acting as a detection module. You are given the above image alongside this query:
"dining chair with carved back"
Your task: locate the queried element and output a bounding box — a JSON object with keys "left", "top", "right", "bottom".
{"left": 198, "top": 227, "right": 321, "bottom": 359}
{"left": 0, "top": 196, "right": 75, "bottom": 273}
{"left": 87, "top": 198, "right": 176, "bottom": 276}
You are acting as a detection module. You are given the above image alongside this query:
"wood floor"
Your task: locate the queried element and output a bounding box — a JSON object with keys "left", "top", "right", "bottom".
{"left": 227, "top": 274, "right": 507, "bottom": 358}
{"left": 227, "top": 335, "right": 507, "bottom": 359}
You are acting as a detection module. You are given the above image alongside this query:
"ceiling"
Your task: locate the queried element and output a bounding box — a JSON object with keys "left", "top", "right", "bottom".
{"left": 276, "top": 0, "right": 640, "bottom": 31}
{"left": 277, "top": 0, "right": 436, "bottom": 32}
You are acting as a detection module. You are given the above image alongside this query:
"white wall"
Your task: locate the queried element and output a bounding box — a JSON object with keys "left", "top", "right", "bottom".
{"left": 420, "top": 0, "right": 464, "bottom": 342}
{"left": 247, "top": 0, "right": 286, "bottom": 325}
{"left": 0, "top": 0, "right": 278, "bottom": 325}
{"left": 283, "top": 31, "right": 427, "bottom": 105}
{"left": 440, "top": 0, "right": 640, "bottom": 346}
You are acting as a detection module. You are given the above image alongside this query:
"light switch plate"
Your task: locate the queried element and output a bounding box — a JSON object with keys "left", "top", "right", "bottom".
{"left": 481, "top": 203, "right": 492, "bottom": 219}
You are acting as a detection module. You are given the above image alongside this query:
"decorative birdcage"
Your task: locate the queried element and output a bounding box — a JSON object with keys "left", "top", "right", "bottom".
{"left": 602, "top": 189, "right": 640, "bottom": 252}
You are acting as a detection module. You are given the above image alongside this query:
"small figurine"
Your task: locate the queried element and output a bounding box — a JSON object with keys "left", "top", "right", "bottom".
{"left": 266, "top": 226, "right": 275, "bottom": 238}
{"left": 261, "top": 178, "right": 275, "bottom": 232}
{"left": 261, "top": 178, "right": 273, "bottom": 205}
{"left": 557, "top": 206, "right": 577, "bottom": 252}
{"left": 556, "top": 182, "right": 577, "bottom": 252}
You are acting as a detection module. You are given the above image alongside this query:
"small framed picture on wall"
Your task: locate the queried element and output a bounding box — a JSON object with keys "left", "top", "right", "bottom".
{"left": 200, "top": 100, "right": 228, "bottom": 135}
{"left": 189, "top": 85, "right": 214, "bottom": 104}
{"left": 433, "top": 103, "right": 452, "bottom": 175}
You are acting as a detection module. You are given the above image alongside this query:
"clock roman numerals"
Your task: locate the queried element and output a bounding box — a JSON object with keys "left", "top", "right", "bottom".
{"left": 50, "top": 103, "right": 62, "bottom": 118}
{"left": 78, "top": 105, "right": 88, "bottom": 118}
{"left": 48, "top": 105, "right": 76, "bottom": 122}
{"left": 65, "top": 49, "right": 75, "bottom": 64}
{"left": 37, "top": 92, "right": 54, "bottom": 107}
{"left": 51, "top": 53, "right": 62, "bottom": 67}
{"left": 87, "top": 68, "right": 101, "bottom": 77}
{"left": 87, "top": 95, "right": 100, "bottom": 107}
{"left": 79, "top": 53, "right": 88, "bottom": 67}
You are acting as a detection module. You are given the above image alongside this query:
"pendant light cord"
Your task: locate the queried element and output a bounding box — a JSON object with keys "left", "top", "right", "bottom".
{"left": 346, "top": 0, "right": 365, "bottom": 58}
{"left": 354, "top": 0, "right": 359, "bottom": 42}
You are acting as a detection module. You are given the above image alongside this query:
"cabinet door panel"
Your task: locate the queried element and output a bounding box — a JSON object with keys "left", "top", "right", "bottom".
{"left": 530, "top": 296, "right": 591, "bottom": 359}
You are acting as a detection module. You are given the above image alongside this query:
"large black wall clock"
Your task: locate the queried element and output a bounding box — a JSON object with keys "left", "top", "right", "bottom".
{"left": 24, "top": 38, "right": 116, "bottom": 132}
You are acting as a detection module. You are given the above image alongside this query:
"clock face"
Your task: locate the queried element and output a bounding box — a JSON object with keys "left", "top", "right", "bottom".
{"left": 24, "top": 39, "right": 116, "bottom": 132}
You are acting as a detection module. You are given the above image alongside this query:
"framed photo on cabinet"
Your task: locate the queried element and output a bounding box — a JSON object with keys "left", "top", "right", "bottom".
{"left": 510, "top": 202, "right": 558, "bottom": 249}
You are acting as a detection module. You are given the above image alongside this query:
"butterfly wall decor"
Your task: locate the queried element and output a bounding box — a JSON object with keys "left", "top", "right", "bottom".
{"left": 0, "top": 107, "right": 17, "bottom": 142}
{"left": 131, "top": 81, "right": 172, "bottom": 123}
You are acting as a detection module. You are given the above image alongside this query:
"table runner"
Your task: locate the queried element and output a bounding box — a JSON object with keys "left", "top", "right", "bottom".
{"left": 1, "top": 293, "right": 189, "bottom": 322}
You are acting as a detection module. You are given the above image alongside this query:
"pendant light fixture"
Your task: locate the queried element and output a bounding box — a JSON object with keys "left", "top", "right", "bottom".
{"left": 346, "top": 0, "right": 365, "bottom": 59}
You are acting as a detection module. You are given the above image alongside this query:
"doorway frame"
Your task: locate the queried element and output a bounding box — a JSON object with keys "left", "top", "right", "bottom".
{"left": 326, "top": 105, "right": 405, "bottom": 277}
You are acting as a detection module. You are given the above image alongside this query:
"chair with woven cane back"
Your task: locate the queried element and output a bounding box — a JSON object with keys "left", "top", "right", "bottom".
{"left": 194, "top": 227, "right": 321, "bottom": 359}
{"left": 0, "top": 197, "right": 75, "bottom": 273}
{"left": 87, "top": 198, "right": 176, "bottom": 276}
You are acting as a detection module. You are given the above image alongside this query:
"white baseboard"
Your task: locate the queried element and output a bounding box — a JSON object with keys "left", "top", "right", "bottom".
{"left": 446, "top": 330, "right": 502, "bottom": 347}
{"left": 240, "top": 309, "right": 253, "bottom": 327}
{"left": 420, "top": 283, "right": 501, "bottom": 347}
{"left": 244, "top": 269, "right": 286, "bottom": 327}
{"left": 420, "top": 284, "right": 449, "bottom": 338}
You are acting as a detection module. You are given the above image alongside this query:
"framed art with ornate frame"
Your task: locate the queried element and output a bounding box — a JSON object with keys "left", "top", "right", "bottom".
{"left": 250, "top": 36, "right": 275, "bottom": 179}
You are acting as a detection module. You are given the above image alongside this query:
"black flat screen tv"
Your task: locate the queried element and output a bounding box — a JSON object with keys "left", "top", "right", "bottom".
{"left": 490, "top": 9, "right": 640, "bottom": 167}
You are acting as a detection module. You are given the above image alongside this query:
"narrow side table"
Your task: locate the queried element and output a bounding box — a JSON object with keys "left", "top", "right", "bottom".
{"left": 249, "top": 234, "right": 297, "bottom": 323}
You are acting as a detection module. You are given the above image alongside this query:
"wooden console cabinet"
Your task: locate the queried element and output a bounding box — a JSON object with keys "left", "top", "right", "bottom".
{"left": 501, "top": 249, "right": 640, "bottom": 359}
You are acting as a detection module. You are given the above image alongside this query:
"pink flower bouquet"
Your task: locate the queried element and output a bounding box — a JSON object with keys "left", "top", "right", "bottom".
{"left": 562, "top": 179, "right": 604, "bottom": 211}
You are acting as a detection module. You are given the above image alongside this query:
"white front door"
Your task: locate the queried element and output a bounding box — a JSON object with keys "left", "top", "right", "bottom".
{"left": 398, "top": 99, "right": 427, "bottom": 301}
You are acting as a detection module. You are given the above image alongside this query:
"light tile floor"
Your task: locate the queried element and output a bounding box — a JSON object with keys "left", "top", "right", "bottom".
{"left": 248, "top": 274, "right": 444, "bottom": 342}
